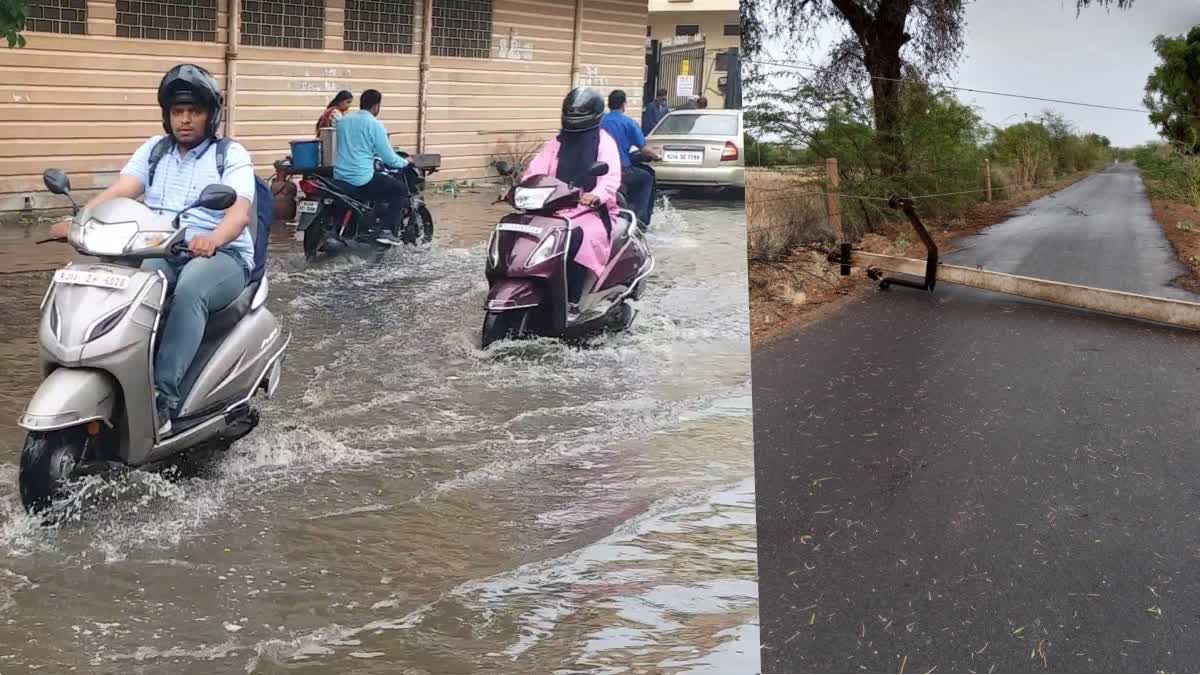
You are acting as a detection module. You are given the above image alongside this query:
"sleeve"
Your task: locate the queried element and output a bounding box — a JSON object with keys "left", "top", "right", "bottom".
{"left": 372, "top": 119, "right": 408, "bottom": 169}
{"left": 593, "top": 132, "right": 622, "bottom": 207}
{"left": 522, "top": 140, "right": 556, "bottom": 179}
{"left": 630, "top": 117, "right": 646, "bottom": 148}
{"left": 119, "top": 135, "right": 163, "bottom": 188}
{"left": 220, "top": 142, "right": 257, "bottom": 204}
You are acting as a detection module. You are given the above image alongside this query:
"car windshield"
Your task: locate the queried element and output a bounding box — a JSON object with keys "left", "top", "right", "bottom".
{"left": 652, "top": 113, "right": 738, "bottom": 136}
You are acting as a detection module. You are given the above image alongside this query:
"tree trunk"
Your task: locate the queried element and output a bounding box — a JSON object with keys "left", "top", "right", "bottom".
{"left": 859, "top": 2, "right": 911, "bottom": 177}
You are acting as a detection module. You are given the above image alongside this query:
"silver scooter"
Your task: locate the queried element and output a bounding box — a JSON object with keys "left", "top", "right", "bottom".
{"left": 16, "top": 169, "right": 290, "bottom": 514}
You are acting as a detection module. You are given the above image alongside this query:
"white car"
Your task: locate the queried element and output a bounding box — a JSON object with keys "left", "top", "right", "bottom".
{"left": 645, "top": 109, "right": 744, "bottom": 190}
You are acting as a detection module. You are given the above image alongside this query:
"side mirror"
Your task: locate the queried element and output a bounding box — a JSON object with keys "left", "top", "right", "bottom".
{"left": 494, "top": 160, "right": 513, "bottom": 176}
{"left": 587, "top": 162, "right": 608, "bottom": 177}
{"left": 192, "top": 184, "right": 238, "bottom": 211}
{"left": 43, "top": 169, "right": 71, "bottom": 195}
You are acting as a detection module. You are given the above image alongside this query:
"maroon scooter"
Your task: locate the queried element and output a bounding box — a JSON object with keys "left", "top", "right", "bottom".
{"left": 482, "top": 160, "right": 654, "bottom": 347}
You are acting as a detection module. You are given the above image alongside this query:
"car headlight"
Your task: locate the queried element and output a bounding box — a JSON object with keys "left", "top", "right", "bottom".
{"left": 526, "top": 231, "right": 561, "bottom": 267}
{"left": 514, "top": 187, "right": 554, "bottom": 211}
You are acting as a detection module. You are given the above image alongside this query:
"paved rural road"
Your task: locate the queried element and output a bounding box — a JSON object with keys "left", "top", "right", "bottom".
{"left": 754, "top": 164, "right": 1200, "bottom": 673}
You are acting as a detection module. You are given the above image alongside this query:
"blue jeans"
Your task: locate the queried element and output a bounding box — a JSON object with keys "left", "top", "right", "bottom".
{"left": 143, "top": 251, "right": 248, "bottom": 411}
{"left": 622, "top": 166, "right": 654, "bottom": 227}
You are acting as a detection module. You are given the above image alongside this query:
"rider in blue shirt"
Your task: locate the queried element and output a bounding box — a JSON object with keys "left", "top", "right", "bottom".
{"left": 601, "top": 90, "right": 659, "bottom": 227}
{"left": 334, "top": 89, "right": 409, "bottom": 245}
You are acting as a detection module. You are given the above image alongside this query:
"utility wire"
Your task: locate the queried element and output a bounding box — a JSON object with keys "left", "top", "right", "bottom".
{"left": 745, "top": 58, "right": 1178, "bottom": 119}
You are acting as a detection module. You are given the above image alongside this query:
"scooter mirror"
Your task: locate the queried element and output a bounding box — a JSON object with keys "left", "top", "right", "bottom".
{"left": 43, "top": 169, "right": 71, "bottom": 195}
{"left": 587, "top": 162, "right": 608, "bottom": 177}
{"left": 494, "top": 160, "right": 513, "bottom": 176}
{"left": 192, "top": 184, "right": 238, "bottom": 211}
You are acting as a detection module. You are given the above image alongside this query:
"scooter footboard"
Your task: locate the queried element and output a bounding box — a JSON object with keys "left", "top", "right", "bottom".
{"left": 18, "top": 368, "right": 116, "bottom": 432}
{"left": 485, "top": 279, "right": 545, "bottom": 311}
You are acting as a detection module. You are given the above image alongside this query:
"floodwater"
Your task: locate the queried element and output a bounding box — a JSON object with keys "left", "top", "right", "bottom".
{"left": 0, "top": 189, "right": 757, "bottom": 674}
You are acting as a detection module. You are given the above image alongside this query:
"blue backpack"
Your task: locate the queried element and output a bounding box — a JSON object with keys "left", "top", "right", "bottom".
{"left": 145, "top": 136, "right": 274, "bottom": 283}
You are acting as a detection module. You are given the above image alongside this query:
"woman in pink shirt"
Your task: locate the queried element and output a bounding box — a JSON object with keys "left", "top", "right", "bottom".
{"left": 522, "top": 87, "right": 622, "bottom": 311}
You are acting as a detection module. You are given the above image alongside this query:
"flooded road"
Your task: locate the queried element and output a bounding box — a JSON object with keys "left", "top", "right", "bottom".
{"left": 0, "top": 189, "right": 757, "bottom": 674}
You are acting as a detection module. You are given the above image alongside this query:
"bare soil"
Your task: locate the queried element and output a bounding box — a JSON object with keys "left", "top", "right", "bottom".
{"left": 1150, "top": 197, "right": 1200, "bottom": 294}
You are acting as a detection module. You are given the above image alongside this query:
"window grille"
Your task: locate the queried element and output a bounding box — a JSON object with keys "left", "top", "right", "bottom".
{"left": 241, "top": 0, "right": 325, "bottom": 49}
{"left": 345, "top": 0, "right": 414, "bottom": 54}
{"left": 117, "top": 0, "right": 218, "bottom": 42}
{"left": 25, "top": 0, "right": 87, "bottom": 35}
{"left": 431, "top": 0, "right": 493, "bottom": 59}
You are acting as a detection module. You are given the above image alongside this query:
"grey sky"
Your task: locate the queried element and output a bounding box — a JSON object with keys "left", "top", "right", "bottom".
{"left": 757, "top": 0, "right": 1200, "bottom": 147}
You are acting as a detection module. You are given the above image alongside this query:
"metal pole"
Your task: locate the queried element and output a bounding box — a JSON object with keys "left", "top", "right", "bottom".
{"left": 224, "top": 0, "right": 240, "bottom": 138}
{"left": 570, "top": 0, "right": 584, "bottom": 86}
{"left": 416, "top": 0, "right": 434, "bottom": 154}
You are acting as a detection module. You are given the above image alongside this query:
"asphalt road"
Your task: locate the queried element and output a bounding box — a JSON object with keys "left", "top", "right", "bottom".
{"left": 754, "top": 164, "right": 1200, "bottom": 673}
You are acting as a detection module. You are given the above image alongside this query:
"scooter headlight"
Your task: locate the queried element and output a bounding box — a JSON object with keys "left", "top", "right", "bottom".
{"left": 514, "top": 187, "right": 554, "bottom": 211}
{"left": 85, "top": 304, "right": 130, "bottom": 343}
{"left": 526, "top": 231, "right": 561, "bottom": 268}
{"left": 488, "top": 231, "right": 500, "bottom": 269}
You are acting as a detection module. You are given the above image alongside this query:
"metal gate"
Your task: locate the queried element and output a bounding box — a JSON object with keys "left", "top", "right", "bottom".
{"left": 658, "top": 36, "right": 706, "bottom": 108}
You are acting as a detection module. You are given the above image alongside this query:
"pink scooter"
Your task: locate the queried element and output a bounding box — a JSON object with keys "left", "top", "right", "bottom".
{"left": 482, "top": 160, "right": 654, "bottom": 347}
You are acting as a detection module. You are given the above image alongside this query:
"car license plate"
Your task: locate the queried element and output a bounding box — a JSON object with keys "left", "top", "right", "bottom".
{"left": 298, "top": 200, "right": 320, "bottom": 214}
{"left": 498, "top": 223, "right": 543, "bottom": 236}
{"left": 665, "top": 150, "right": 704, "bottom": 164}
{"left": 54, "top": 269, "right": 129, "bottom": 290}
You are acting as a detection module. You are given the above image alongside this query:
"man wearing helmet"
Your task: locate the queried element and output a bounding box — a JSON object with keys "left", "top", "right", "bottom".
{"left": 49, "top": 64, "right": 256, "bottom": 434}
{"left": 522, "top": 87, "right": 623, "bottom": 314}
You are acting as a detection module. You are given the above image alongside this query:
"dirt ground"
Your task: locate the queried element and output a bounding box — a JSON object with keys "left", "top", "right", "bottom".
{"left": 1150, "top": 197, "right": 1200, "bottom": 294}
{"left": 748, "top": 171, "right": 1097, "bottom": 346}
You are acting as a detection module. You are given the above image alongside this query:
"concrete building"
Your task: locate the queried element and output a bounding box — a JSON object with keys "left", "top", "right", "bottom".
{"left": 646, "top": 0, "right": 738, "bottom": 108}
{"left": 0, "top": 0, "right": 647, "bottom": 219}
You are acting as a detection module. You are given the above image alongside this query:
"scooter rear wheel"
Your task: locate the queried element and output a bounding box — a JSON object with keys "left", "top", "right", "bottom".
{"left": 19, "top": 429, "right": 83, "bottom": 515}
{"left": 302, "top": 215, "right": 328, "bottom": 261}
{"left": 482, "top": 309, "right": 531, "bottom": 348}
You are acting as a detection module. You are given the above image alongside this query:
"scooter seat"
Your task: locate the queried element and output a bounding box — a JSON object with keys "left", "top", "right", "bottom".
{"left": 204, "top": 281, "right": 259, "bottom": 340}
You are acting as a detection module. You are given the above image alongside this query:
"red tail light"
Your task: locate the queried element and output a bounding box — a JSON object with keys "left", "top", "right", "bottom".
{"left": 299, "top": 179, "right": 318, "bottom": 195}
{"left": 721, "top": 141, "right": 739, "bottom": 162}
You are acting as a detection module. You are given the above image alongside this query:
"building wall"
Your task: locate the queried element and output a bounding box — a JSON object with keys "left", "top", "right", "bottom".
{"left": 0, "top": 0, "right": 647, "bottom": 219}
{"left": 648, "top": 9, "right": 739, "bottom": 108}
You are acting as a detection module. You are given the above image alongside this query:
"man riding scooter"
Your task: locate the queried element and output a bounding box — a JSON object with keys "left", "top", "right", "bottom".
{"left": 49, "top": 64, "right": 257, "bottom": 435}
{"left": 333, "top": 89, "right": 410, "bottom": 246}
{"left": 600, "top": 89, "right": 660, "bottom": 228}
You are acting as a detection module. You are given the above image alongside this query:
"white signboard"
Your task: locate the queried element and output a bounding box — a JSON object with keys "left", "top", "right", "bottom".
{"left": 676, "top": 75, "right": 695, "bottom": 98}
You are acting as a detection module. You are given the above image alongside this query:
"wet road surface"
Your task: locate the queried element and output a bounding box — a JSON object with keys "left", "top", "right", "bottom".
{"left": 754, "top": 165, "right": 1200, "bottom": 673}
{"left": 0, "top": 190, "right": 757, "bottom": 673}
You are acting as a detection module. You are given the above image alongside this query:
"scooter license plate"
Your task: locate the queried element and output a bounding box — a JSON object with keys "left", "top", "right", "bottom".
{"left": 497, "top": 223, "right": 543, "bottom": 236}
{"left": 54, "top": 269, "right": 129, "bottom": 290}
{"left": 298, "top": 200, "right": 320, "bottom": 214}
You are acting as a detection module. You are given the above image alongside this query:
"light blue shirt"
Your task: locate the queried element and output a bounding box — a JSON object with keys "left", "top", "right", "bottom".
{"left": 333, "top": 110, "right": 408, "bottom": 187}
{"left": 121, "top": 135, "right": 256, "bottom": 270}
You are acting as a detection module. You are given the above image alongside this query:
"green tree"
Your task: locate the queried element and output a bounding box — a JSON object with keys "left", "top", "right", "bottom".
{"left": 741, "top": 0, "right": 1133, "bottom": 176}
{"left": 2, "top": 0, "right": 28, "bottom": 48}
{"left": 1144, "top": 26, "right": 1200, "bottom": 152}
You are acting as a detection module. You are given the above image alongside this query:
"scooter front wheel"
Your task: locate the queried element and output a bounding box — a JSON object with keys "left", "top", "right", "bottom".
{"left": 19, "top": 429, "right": 84, "bottom": 515}
{"left": 482, "top": 309, "right": 531, "bottom": 348}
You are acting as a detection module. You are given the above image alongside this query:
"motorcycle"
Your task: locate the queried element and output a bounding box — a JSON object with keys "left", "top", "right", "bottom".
{"left": 16, "top": 169, "right": 290, "bottom": 514}
{"left": 288, "top": 152, "right": 440, "bottom": 261}
{"left": 482, "top": 160, "right": 654, "bottom": 347}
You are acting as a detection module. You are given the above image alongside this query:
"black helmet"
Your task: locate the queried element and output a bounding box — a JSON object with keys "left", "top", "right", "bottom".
{"left": 561, "top": 87, "right": 604, "bottom": 133}
{"left": 157, "top": 64, "right": 224, "bottom": 139}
